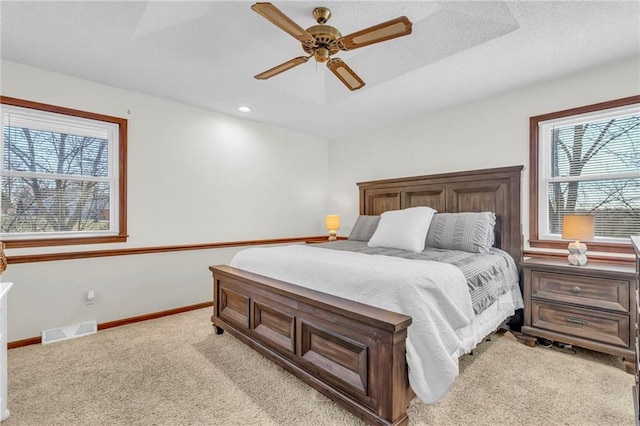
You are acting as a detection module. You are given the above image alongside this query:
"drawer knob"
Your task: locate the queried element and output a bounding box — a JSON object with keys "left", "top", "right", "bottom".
{"left": 566, "top": 317, "right": 588, "bottom": 326}
{"left": 571, "top": 286, "right": 581, "bottom": 294}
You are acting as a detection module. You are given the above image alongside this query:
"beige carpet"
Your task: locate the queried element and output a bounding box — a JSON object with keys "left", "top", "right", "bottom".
{"left": 5, "top": 308, "right": 634, "bottom": 425}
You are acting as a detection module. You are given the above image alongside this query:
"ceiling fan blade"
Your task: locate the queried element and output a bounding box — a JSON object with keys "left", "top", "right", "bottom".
{"left": 254, "top": 56, "right": 310, "bottom": 80}
{"left": 251, "top": 2, "right": 315, "bottom": 45}
{"left": 339, "top": 16, "right": 412, "bottom": 50}
{"left": 327, "top": 58, "right": 365, "bottom": 91}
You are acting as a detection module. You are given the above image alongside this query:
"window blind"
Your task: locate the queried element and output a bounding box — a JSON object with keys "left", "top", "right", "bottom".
{"left": 1, "top": 106, "right": 117, "bottom": 238}
{"left": 540, "top": 108, "right": 640, "bottom": 241}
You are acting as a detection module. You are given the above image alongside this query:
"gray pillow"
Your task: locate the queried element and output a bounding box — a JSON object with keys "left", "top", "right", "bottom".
{"left": 425, "top": 212, "right": 496, "bottom": 253}
{"left": 348, "top": 215, "right": 381, "bottom": 242}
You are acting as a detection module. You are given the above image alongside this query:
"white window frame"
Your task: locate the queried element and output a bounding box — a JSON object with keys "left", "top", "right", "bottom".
{"left": 0, "top": 97, "right": 127, "bottom": 248}
{"left": 537, "top": 102, "right": 640, "bottom": 244}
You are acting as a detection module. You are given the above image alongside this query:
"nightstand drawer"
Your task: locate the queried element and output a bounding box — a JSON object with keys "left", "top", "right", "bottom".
{"left": 531, "top": 271, "right": 629, "bottom": 312}
{"left": 532, "top": 301, "right": 630, "bottom": 347}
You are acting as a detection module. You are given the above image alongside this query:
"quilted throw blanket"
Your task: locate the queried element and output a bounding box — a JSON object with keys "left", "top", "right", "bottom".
{"left": 230, "top": 244, "right": 474, "bottom": 403}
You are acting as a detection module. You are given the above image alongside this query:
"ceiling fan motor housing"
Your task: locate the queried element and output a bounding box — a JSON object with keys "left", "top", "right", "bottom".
{"left": 303, "top": 24, "right": 342, "bottom": 62}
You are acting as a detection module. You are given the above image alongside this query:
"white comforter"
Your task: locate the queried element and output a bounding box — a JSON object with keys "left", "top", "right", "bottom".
{"left": 230, "top": 244, "right": 475, "bottom": 403}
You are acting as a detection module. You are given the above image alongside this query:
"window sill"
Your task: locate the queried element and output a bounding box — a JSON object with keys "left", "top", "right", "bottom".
{"left": 3, "top": 235, "right": 128, "bottom": 249}
{"left": 528, "top": 239, "right": 634, "bottom": 254}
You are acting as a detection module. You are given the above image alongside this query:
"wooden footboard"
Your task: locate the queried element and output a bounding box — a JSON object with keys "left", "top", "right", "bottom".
{"left": 210, "top": 265, "right": 414, "bottom": 426}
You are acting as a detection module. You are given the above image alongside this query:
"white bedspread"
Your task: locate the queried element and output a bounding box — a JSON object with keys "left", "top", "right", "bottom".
{"left": 230, "top": 244, "right": 475, "bottom": 403}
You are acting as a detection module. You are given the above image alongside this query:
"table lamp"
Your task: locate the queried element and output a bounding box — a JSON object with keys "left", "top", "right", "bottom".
{"left": 326, "top": 215, "right": 340, "bottom": 241}
{"left": 562, "top": 215, "right": 595, "bottom": 266}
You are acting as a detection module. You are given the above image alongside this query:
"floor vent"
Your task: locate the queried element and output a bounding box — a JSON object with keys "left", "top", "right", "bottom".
{"left": 41, "top": 320, "right": 97, "bottom": 345}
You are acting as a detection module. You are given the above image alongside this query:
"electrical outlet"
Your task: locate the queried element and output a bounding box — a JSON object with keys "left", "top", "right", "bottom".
{"left": 85, "top": 290, "right": 95, "bottom": 305}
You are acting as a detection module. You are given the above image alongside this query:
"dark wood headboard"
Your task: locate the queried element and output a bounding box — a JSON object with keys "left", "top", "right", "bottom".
{"left": 357, "top": 165, "right": 524, "bottom": 264}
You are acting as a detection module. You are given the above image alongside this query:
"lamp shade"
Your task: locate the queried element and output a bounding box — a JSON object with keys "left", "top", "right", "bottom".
{"left": 562, "top": 215, "right": 594, "bottom": 241}
{"left": 326, "top": 215, "right": 340, "bottom": 231}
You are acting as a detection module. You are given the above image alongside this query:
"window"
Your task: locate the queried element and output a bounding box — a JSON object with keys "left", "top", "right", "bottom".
{"left": 530, "top": 96, "right": 640, "bottom": 254}
{"left": 0, "top": 97, "right": 127, "bottom": 248}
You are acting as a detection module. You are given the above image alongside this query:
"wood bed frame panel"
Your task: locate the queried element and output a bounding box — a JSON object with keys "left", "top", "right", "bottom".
{"left": 210, "top": 165, "right": 524, "bottom": 425}
{"left": 210, "top": 265, "right": 413, "bottom": 425}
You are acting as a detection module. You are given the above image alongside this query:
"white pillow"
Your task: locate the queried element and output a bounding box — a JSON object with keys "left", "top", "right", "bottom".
{"left": 368, "top": 206, "right": 437, "bottom": 252}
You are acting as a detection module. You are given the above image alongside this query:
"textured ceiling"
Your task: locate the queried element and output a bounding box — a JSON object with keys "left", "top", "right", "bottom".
{"left": 1, "top": 1, "right": 639, "bottom": 139}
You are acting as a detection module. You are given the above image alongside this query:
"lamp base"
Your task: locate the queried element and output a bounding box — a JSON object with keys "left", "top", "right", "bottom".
{"left": 567, "top": 241, "right": 588, "bottom": 266}
{"left": 328, "top": 230, "right": 337, "bottom": 241}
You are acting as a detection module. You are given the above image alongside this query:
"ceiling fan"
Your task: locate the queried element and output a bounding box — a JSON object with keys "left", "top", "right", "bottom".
{"left": 251, "top": 2, "right": 413, "bottom": 91}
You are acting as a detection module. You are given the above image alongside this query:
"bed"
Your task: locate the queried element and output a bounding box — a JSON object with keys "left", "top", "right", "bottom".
{"left": 209, "top": 165, "right": 524, "bottom": 425}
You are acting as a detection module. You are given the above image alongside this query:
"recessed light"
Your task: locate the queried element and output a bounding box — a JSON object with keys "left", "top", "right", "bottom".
{"left": 238, "top": 106, "right": 252, "bottom": 113}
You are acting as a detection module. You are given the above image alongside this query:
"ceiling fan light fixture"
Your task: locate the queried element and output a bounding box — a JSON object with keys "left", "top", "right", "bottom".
{"left": 315, "top": 47, "right": 330, "bottom": 63}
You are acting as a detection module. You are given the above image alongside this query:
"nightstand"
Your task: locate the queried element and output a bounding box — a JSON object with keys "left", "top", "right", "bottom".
{"left": 521, "top": 257, "right": 637, "bottom": 373}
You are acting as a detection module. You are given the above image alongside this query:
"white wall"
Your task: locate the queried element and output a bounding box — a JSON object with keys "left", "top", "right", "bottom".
{"left": 3, "top": 55, "right": 639, "bottom": 342}
{"left": 327, "top": 56, "right": 640, "bottom": 244}
{"left": 1, "top": 60, "right": 329, "bottom": 341}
